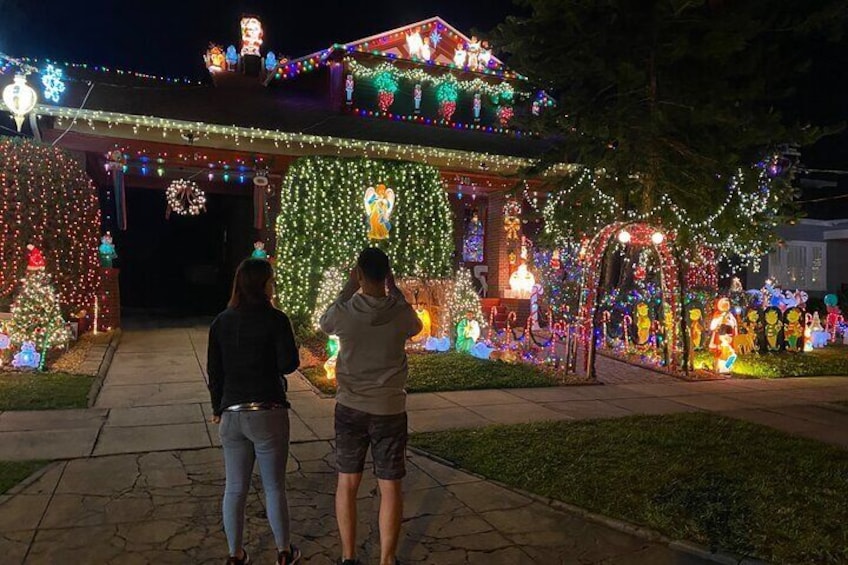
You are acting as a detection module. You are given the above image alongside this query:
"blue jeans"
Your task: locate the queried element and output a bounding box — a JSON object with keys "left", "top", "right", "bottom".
{"left": 219, "top": 409, "right": 292, "bottom": 553}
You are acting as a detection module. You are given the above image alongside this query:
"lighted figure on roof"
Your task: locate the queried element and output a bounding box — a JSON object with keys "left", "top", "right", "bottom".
{"left": 40, "top": 64, "right": 66, "bottom": 103}
{"left": 12, "top": 341, "right": 40, "bottom": 369}
{"left": 345, "top": 74, "right": 354, "bottom": 104}
{"left": 240, "top": 17, "right": 264, "bottom": 56}
{"left": 479, "top": 41, "right": 493, "bottom": 69}
{"left": 98, "top": 233, "right": 117, "bottom": 267}
{"left": 466, "top": 36, "right": 481, "bottom": 70}
{"left": 205, "top": 44, "right": 226, "bottom": 72}
{"left": 251, "top": 241, "right": 268, "bottom": 260}
{"left": 363, "top": 184, "right": 396, "bottom": 240}
{"left": 406, "top": 31, "right": 431, "bottom": 61}
{"left": 709, "top": 297, "right": 738, "bottom": 373}
{"left": 453, "top": 44, "right": 467, "bottom": 68}
{"left": 265, "top": 52, "right": 278, "bottom": 72}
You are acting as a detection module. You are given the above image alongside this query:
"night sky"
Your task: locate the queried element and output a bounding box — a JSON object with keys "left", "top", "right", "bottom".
{"left": 0, "top": 0, "right": 845, "bottom": 172}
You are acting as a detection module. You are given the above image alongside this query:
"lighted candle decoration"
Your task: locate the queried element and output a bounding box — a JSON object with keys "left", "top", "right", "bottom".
{"left": 488, "top": 305, "right": 498, "bottom": 342}
{"left": 506, "top": 311, "right": 517, "bottom": 346}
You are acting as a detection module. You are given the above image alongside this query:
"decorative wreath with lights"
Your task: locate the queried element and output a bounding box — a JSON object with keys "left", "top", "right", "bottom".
{"left": 166, "top": 179, "right": 206, "bottom": 216}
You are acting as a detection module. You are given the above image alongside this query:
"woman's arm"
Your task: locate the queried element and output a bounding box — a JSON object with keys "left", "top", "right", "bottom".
{"left": 207, "top": 320, "right": 225, "bottom": 417}
{"left": 276, "top": 312, "right": 300, "bottom": 376}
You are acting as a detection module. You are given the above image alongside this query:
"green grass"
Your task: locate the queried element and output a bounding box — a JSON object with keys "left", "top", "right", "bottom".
{"left": 412, "top": 413, "right": 848, "bottom": 564}
{"left": 302, "top": 351, "right": 560, "bottom": 394}
{"left": 0, "top": 372, "right": 95, "bottom": 410}
{"left": 0, "top": 460, "right": 46, "bottom": 494}
{"left": 694, "top": 345, "right": 848, "bottom": 378}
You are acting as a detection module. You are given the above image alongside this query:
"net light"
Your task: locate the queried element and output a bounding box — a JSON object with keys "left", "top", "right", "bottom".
{"left": 2, "top": 74, "right": 38, "bottom": 132}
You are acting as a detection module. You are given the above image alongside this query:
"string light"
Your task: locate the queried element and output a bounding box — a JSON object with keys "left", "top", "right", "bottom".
{"left": 0, "top": 137, "right": 101, "bottom": 316}
{"left": 41, "top": 105, "right": 578, "bottom": 176}
{"left": 274, "top": 157, "right": 454, "bottom": 325}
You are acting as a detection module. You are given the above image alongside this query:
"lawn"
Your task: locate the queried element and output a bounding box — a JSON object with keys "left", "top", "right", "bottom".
{"left": 411, "top": 413, "right": 848, "bottom": 564}
{"left": 0, "top": 461, "right": 46, "bottom": 494}
{"left": 0, "top": 372, "right": 95, "bottom": 410}
{"left": 694, "top": 345, "right": 848, "bottom": 378}
{"left": 302, "top": 351, "right": 561, "bottom": 394}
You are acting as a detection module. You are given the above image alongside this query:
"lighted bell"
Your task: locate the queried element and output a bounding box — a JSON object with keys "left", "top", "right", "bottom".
{"left": 2, "top": 74, "right": 38, "bottom": 132}
{"left": 651, "top": 231, "right": 664, "bottom": 245}
{"left": 617, "top": 230, "right": 631, "bottom": 244}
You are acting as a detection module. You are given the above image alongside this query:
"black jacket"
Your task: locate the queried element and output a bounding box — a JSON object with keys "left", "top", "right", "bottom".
{"left": 207, "top": 304, "right": 299, "bottom": 416}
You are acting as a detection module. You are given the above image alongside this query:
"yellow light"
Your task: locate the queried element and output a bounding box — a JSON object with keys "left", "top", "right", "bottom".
{"left": 617, "top": 230, "right": 631, "bottom": 244}
{"left": 651, "top": 231, "right": 664, "bottom": 245}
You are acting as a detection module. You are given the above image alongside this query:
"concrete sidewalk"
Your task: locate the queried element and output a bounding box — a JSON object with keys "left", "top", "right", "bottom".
{"left": 1, "top": 327, "right": 848, "bottom": 461}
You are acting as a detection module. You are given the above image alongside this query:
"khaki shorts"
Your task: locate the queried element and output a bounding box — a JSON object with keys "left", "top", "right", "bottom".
{"left": 334, "top": 403, "right": 408, "bottom": 480}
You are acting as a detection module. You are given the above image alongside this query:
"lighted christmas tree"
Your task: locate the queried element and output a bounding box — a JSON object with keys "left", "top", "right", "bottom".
{"left": 311, "top": 267, "right": 346, "bottom": 331}
{"left": 446, "top": 268, "right": 483, "bottom": 337}
{"left": 9, "top": 245, "right": 71, "bottom": 369}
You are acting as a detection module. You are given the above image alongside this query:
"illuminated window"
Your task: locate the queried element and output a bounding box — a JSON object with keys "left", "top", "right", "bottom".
{"left": 768, "top": 241, "right": 827, "bottom": 291}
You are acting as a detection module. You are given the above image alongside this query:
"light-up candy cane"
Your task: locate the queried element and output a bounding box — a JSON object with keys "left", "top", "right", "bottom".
{"left": 622, "top": 314, "right": 632, "bottom": 345}
{"left": 551, "top": 321, "right": 564, "bottom": 365}
{"left": 601, "top": 311, "right": 610, "bottom": 348}
{"left": 530, "top": 284, "right": 543, "bottom": 330}
{"left": 835, "top": 314, "right": 846, "bottom": 343}
{"left": 547, "top": 309, "right": 554, "bottom": 332}
{"left": 506, "top": 311, "right": 517, "bottom": 346}
{"left": 488, "top": 306, "right": 498, "bottom": 342}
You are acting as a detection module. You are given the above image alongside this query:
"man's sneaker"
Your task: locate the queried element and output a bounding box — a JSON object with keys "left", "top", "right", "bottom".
{"left": 277, "top": 545, "right": 302, "bottom": 564}
{"left": 226, "top": 549, "right": 251, "bottom": 565}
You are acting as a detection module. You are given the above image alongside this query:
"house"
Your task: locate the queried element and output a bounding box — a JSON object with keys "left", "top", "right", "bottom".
{"left": 1, "top": 16, "right": 561, "bottom": 320}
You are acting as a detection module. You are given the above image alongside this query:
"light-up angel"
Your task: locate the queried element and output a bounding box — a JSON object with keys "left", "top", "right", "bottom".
{"left": 364, "top": 184, "right": 396, "bottom": 240}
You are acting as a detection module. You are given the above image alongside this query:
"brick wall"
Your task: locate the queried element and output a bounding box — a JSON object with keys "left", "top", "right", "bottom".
{"left": 485, "top": 193, "right": 512, "bottom": 296}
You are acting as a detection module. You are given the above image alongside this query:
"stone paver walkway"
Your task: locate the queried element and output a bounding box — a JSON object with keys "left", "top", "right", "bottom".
{"left": 0, "top": 441, "right": 712, "bottom": 564}
{"left": 1, "top": 325, "right": 847, "bottom": 563}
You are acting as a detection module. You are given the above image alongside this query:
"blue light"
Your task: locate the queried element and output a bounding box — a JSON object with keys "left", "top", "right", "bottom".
{"left": 41, "top": 64, "right": 66, "bottom": 103}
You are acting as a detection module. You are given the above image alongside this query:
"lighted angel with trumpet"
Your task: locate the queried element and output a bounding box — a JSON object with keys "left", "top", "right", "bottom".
{"left": 364, "top": 184, "right": 396, "bottom": 240}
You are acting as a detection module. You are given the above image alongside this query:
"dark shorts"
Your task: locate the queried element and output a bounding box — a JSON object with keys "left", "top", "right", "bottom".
{"left": 334, "top": 403, "right": 408, "bottom": 480}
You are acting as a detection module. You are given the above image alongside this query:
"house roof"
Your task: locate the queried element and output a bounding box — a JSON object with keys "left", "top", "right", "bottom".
{"left": 265, "top": 17, "right": 524, "bottom": 85}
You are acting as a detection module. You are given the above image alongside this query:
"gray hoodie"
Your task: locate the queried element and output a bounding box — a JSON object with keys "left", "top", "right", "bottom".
{"left": 319, "top": 286, "right": 422, "bottom": 415}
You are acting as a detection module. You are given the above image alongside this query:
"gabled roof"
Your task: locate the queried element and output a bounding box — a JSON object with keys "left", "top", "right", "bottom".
{"left": 266, "top": 16, "right": 525, "bottom": 85}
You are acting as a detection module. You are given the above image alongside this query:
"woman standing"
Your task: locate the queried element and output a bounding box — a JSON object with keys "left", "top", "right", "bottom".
{"left": 208, "top": 258, "right": 301, "bottom": 565}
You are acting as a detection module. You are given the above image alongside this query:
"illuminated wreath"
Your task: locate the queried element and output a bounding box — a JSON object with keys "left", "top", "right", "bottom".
{"left": 166, "top": 179, "right": 207, "bottom": 216}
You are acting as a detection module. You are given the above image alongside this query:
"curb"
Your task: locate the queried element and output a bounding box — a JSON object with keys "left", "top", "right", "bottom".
{"left": 407, "top": 445, "right": 765, "bottom": 565}
{"left": 87, "top": 329, "right": 122, "bottom": 408}
{"left": 0, "top": 461, "right": 58, "bottom": 499}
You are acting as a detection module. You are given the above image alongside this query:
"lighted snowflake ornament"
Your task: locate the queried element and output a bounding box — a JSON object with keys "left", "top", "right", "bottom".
{"left": 41, "top": 65, "right": 66, "bottom": 103}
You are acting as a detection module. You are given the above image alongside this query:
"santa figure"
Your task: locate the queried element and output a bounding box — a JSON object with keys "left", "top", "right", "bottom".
{"left": 26, "top": 244, "right": 46, "bottom": 271}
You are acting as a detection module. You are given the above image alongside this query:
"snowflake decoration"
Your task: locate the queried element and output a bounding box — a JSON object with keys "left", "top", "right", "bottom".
{"left": 429, "top": 29, "right": 442, "bottom": 49}
{"left": 41, "top": 65, "right": 66, "bottom": 103}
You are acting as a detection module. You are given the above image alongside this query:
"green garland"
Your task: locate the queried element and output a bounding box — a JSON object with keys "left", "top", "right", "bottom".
{"left": 274, "top": 157, "right": 454, "bottom": 327}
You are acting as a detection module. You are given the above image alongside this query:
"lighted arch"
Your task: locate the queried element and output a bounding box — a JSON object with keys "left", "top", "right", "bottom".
{"left": 577, "top": 222, "right": 681, "bottom": 376}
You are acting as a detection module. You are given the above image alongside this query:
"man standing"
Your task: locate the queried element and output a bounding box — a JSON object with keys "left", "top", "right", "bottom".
{"left": 319, "top": 248, "right": 422, "bottom": 565}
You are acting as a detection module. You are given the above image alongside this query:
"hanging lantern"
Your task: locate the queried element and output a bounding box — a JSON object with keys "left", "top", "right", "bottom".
{"left": 2, "top": 74, "right": 38, "bottom": 132}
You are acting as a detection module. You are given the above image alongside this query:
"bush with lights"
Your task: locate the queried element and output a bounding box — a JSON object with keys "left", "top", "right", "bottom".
{"left": 0, "top": 137, "right": 101, "bottom": 315}
{"left": 274, "top": 157, "right": 453, "bottom": 329}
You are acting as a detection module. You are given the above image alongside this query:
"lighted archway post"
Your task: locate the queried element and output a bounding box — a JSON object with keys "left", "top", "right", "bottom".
{"left": 578, "top": 222, "right": 680, "bottom": 379}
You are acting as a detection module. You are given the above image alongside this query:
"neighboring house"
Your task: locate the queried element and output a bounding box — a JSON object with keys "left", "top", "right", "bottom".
{"left": 747, "top": 169, "right": 848, "bottom": 297}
